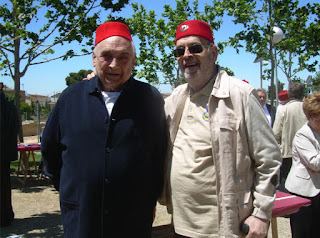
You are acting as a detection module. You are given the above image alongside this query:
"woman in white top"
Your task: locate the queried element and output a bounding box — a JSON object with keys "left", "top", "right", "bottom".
{"left": 285, "top": 92, "right": 320, "bottom": 238}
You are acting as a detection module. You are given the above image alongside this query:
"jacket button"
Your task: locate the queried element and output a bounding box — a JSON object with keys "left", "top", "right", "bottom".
{"left": 104, "top": 209, "right": 109, "bottom": 215}
{"left": 105, "top": 179, "right": 111, "bottom": 184}
{"left": 106, "top": 147, "right": 111, "bottom": 153}
{"left": 104, "top": 117, "right": 108, "bottom": 123}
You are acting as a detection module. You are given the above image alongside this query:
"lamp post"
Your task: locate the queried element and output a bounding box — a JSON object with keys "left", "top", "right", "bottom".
{"left": 253, "top": 50, "right": 269, "bottom": 88}
{"left": 272, "top": 26, "right": 284, "bottom": 106}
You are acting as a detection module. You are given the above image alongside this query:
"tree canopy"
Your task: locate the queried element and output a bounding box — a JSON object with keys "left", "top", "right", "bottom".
{"left": 0, "top": 0, "right": 129, "bottom": 141}
{"left": 121, "top": 0, "right": 319, "bottom": 104}
{"left": 65, "top": 69, "right": 93, "bottom": 86}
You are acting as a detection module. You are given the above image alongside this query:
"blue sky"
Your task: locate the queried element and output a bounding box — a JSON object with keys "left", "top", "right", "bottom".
{"left": 1, "top": 0, "right": 318, "bottom": 96}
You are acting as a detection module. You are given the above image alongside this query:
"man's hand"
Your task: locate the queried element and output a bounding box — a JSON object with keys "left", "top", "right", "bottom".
{"left": 83, "top": 69, "right": 96, "bottom": 80}
{"left": 243, "top": 216, "right": 269, "bottom": 238}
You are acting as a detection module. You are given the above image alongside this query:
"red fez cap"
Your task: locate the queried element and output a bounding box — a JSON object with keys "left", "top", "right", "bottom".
{"left": 175, "top": 20, "right": 214, "bottom": 44}
{"left": 95, "top": 22, "right": 132, "bottom": 46}
{"left": 278, "top": 90, "right": 289, "bottom": 101}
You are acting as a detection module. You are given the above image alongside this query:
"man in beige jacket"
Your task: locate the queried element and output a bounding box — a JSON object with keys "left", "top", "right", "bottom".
{"left": 161, "top": 20, "right": 281, "bottom": 238}
{"left": 273, "top": 82, "right": 307, "bottom": 193}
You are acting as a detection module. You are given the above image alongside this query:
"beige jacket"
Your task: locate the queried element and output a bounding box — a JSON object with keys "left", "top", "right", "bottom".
{"left": 273, "top": 100, "right": 307, "bottom": 158}
{"left": 161, "top": 68, "right": 281, "bottom": 237}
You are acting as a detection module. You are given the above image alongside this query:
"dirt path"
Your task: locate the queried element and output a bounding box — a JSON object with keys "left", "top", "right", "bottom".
{"left": 1, "top": 174, "right": 291, "bottom": 238}
{"left": 1, "top": 136, "right": 291, "bottom": 237}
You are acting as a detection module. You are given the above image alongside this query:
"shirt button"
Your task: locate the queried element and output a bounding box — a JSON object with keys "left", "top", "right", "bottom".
{"left": 106, "top": 147, "right": 111, "bottom": 153}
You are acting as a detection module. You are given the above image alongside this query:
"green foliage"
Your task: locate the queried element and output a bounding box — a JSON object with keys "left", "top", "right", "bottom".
{"left": 65, "top": 69, "right": 93, "bottom": 86}
{"left": 40, "top": 101, "right": 52, "bottom": 118}
{"left": 220, "top": 0, "right": 320, "bottom": 82}
{"left": 4, "top": 92, "right": 14, "bottom": 102}
{"left": 124, "top": 0, "right": 226, "bottom": 88}
{"left": 0, "top": 0, "right": 129, "bottom": 140}
{"left": 307, "top": 71, "right": 320, "bottom": 93}
{"left": 21, "top": 101, "right": 34, "bottom": 120}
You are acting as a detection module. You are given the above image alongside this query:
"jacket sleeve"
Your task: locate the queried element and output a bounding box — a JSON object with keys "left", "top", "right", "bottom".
{"left": 41, "top": 100, "right": 63, "bottom": 190}
{"left": 272, "top": 107, "right": 285, "bottom": 144}
{"left": 246, "top": 93, "right": 282, "bottom": 220}
{"left": 151, "top": 88, "right": 169, "bottom": 202}
{"left": 293, "top": 128, "right": 320, "bottom": 171}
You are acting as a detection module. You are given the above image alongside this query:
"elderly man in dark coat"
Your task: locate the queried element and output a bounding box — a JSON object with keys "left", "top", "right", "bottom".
{"left": 0, "top": 88, "right": 19, "bottom": 227}
{"left": 41, "top": 22, "right": 168, "bottom": 238}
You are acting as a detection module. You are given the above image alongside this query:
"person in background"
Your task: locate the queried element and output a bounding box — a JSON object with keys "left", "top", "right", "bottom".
{"left": 273, "top": 82, "right": 307, "bottom": 193}
{"left": 41, "top": 21, "right": 167, "bottom": 238}
{"left": 160, "top": 20, "right": 281, "bottom": 238}
{"left": 277, "top": 90, "right": 290, "bottom": 113}
{"left": 0, "top": 84, "right": 19, "bottom": 227}
{"left": 285, "top": 92, "right": 320, "bottom": 238}
{"left": 257, "top": 88, "right": 276, "bottom": 127}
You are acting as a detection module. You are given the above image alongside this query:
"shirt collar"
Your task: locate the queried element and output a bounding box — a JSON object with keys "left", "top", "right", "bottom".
{"left": 88, "top": 76, "right": 133, "bottom": 95}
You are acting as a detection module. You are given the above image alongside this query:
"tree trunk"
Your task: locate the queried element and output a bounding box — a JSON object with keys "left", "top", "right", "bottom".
{"left": 13, "top": 0, "right": 24, "bottom": 143}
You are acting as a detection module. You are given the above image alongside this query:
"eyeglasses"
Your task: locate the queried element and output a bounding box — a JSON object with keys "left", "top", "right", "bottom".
{"left": 173, "top": 44, "right": 211, "bottom": 57}
{"left": 311, "top": 117, "right": 320, "bottom": 124}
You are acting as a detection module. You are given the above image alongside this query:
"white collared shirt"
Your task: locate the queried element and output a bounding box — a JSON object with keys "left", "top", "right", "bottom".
{"left": 101, "top": 91, "right": 120, "bottom": 115}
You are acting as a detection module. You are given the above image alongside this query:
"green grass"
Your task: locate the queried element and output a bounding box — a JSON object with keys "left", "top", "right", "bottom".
{"left": 10, "top": 152, "right": 42, "bottom": 172}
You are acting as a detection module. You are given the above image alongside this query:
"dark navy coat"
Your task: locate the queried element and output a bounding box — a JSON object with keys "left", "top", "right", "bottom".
{"left": 41, "top": 77, "right": 168, "bottom": 238}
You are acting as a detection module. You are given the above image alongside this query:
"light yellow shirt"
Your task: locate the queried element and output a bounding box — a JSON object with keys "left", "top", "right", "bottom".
{"left": 170, "top": 78, "right": 218, "bottom": 238}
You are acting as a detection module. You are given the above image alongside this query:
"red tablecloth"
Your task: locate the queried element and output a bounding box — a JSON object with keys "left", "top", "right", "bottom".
{"left": 18, "top": 143, "right": 41, "bottom": 152}
{"left": 272, "top": 191, "right": 311, "bottom": 218}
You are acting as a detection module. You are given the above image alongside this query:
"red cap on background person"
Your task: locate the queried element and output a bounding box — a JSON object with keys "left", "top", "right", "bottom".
{"left": 278, "top": 90, "right": 289, "bottom": 102}
{"left": 95, "top": 22, "right": 132, "bottom": 46}
{"left": 175, "top": 20, "right": 214, "bottom": 43}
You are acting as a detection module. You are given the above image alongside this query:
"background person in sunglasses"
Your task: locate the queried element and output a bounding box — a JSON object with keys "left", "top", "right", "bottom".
{"left": 160, "top": 20, "right": 281, "bottom": 238}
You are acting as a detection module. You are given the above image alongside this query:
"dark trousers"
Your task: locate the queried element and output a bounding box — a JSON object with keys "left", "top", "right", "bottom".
{"left": 279, "top": 158, "right": 292, "bottom": 193}
{"left": 0, "top": 160, "right": 14, "bottom": 227}
{"left": 290, "top": 192, "right": 320, "bottom": 238}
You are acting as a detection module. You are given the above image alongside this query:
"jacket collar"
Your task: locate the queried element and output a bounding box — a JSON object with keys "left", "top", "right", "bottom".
{"left": 211, "top": 66, "right": 230, "bottom": 99}
{"left": 88, "top": 76, "right": 134, "bottom": 96}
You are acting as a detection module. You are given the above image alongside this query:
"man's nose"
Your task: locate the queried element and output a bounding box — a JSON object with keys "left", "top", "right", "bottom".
{"left": 109, "top": 57, "right": 118, "bottom": 67}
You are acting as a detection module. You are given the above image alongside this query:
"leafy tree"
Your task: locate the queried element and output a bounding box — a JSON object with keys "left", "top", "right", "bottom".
{"left": 0, "top": 0, "right": 129, "bottom": 142}
{"left": 122, "top": 0, "right": 226, "bottom": 89}
{"left": 4, "top": 92, "right": 14, "bottom": 102}
{"left": 21, "top": 101, "right": 33, "bottom": 120}
{"left": 66, "top": 69, "right": 93, "bottom": 86}
{"left": 307, "top": 70, "right": 320, "bottom": 93}
{"left": 219, "top": 0, "right": 320, "bottom": 105}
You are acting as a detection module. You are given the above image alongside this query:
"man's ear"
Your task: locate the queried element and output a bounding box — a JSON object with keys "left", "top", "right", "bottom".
{"left": 131, "top": 55, "right": 136, "bottom": 70}
{"left": 92, "top": 52, "right": 97, "bottom": 67}
{"left": 211, "top": 44, "right": 218, "bottom": 63}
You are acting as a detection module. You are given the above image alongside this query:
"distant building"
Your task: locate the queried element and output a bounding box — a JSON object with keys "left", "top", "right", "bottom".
{"left": 1, "top": 84, "right": 26, "bottom": 102}
{"left": 28, "top": 94, "right": 50, "bottom": 107}
{"left": 50, "top": 92, "right": 61, "bottom": 103}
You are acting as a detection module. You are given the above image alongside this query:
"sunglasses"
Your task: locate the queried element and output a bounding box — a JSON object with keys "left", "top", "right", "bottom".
{"left": 173, "top": 44, "right": 211, "bottom": 57}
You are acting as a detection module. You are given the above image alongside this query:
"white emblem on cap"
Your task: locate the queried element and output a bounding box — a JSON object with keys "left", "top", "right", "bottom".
{"left": 180, "top": 25, "right": 189, "bottom": 32}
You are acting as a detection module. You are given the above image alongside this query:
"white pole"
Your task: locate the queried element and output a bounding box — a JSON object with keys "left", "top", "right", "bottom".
{"left": 274, "top": 47, "right": 279, "bottom": 107}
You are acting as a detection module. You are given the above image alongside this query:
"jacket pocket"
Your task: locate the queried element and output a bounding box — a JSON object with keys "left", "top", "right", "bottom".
{"left": 60, "top": 199, "right": 80, "bottom": 237}
{"left": 236, "top": 190, "right": 253, "bottom": 223}
{"left": 295, "top": 168, "right": 311, "bottom": 180}
{"left": 218, "top": 117, "right": 240, "bottom": 153}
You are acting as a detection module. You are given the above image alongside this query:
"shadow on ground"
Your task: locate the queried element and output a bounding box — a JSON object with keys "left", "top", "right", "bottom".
{"left": 10, "top": 174, "right": 53, "bottom": 193}
{"left": 0, "top": 212, "right": 63, "bottom": 238}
